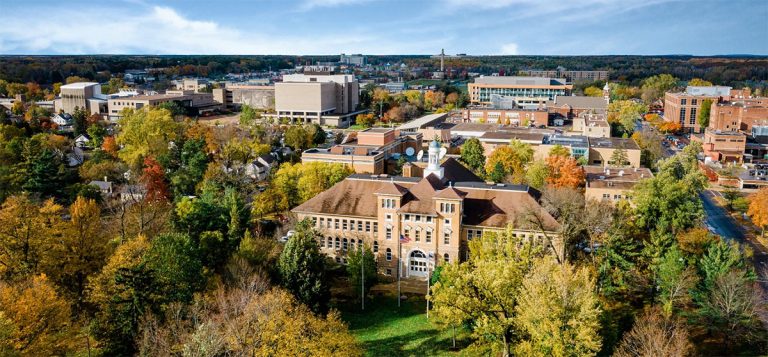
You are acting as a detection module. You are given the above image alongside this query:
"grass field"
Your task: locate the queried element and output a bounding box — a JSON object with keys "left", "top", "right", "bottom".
{"left": 339, "top": 295, "right": 472, "bottom": 356}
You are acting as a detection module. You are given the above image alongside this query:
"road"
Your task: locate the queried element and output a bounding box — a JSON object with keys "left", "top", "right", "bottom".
{"left": 701, "top": 190, "right": 768, "bottom": 286}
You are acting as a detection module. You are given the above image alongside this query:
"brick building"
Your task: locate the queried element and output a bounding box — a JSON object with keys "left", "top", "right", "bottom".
{"left": 663, "top": 86, "right": 734, "bottom": 133}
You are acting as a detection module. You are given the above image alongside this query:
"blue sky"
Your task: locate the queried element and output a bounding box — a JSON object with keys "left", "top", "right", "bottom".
{"left": 0, "top": 0, "right": 766, "bottom": 55}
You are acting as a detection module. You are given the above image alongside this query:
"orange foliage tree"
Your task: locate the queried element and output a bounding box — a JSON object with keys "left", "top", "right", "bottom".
{"left": 546, "top": 155, "right": 585, "bottom": 189}
{"left": 141, "top": 157, "right": 170, "bottom": 202}
{"left": 657, "top": 121, "right": 682, "bottom": 134}
{"left": 102, "top": 136, "right": 119, "bottom": 157}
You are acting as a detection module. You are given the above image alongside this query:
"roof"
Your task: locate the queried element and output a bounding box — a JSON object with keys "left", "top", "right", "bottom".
{"left": 88, "top": 181, "right": 112, "bottom": 190}
{"left": 479, "top": 131, "right": 546, "bottom": 143}
{"left": 61, "top": 82, "right": 99, "bottom": 89}
{"left": 434, "top": 186, "right": 467, "bottom": 200}
{"left": 584, "top": 166, "right": 653, "bottom": 190}
{"left": 375, "top": 182, "right": 409, "bottom": 196}
{"left": 440, "top": 157, "right": 483, "bottom": 183}
{"left": 587, "top": 137, "right": 640, "bottom": 151}
{"left": 397, "top": 113, "right": 448, "bottom": 130}
{"left": 547, "top": 96, "right": 607, "bottom": 109}
{"left": 473, "top": 76, "right": 568, "bottom": 86}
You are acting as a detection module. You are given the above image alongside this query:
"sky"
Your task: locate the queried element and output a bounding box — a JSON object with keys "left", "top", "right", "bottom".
{"left": 0, "top": 0, "right": 766, "bottom": 56}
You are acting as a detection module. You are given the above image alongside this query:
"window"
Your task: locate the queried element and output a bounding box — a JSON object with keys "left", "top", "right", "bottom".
{"left": 326, "top": 237, "right": 332, "bottom": 248}
{"left": 349, "top": 239, "right": 355, "bottom": 251}
{"left": 689, "top": 108, "right": 697, "bottom": 125}
{"left": 335, "top": 237, "right": 340, "bottom": 249}
{"left": 425, "top": 230, "right": 432, "bottom": 243}
{"left": 386, "top": 227, "right": 392, "bottom": 240}
{"left": 326, "top": 219, "right": 331, "bottom": 229}
{"left": 691, "top": 98, "right": 698, "bottom": 105}
{"left": 444, "top": 253, "right": 450, "bottom": 263}
{"left": 386, "top": 248, "right": 392, "bottom": 261}
{"left": 415, "top": 215, "right": 421, "bottom": 222}
{"left": 342, "top": 238, "right": 348, "bottom": 251}
{"left": 358, "top": 221, "right": 363, "bottom": 231}
{"left": 386, "top": 214, "right": 392, "bottom": 222}
{"left": 444, "top": 231, "right": 451, "bottom": 245}
{"left": 336, "top": 257, "right": 341, "bottom": 263}
{"left": 312, "top": 217, "right": 317, "bottom": 226}
{"left": 373, "top": 222, "right": 378, "bottom": 233}
{"left": 444, "top": 218, "right": 451, "bottom": 226}
{"left": 319, "top": 217, "right": 324, "bottom": 227}
{"left": 679, "top": 108, "right": 686, "bottom": 124}
{"left": 414, "top": 229, "right": 421, "bottom": 242}
{"left": 343, "top": 220, "right": 348, "bottom": 230}
{"left": 386, "top": 268, "right": 392, "bottom": 276}
{"left": 614, "top": 194, "right": 621, "bottom": 200}
{"left": 373, "top": 241, "right": 379, "bottom": 253}
{"left": 350, "top": 220, "right": 355, "bottom": 230}
{"left": 334, "top": 219, "right": 339, "bottom": 229}
{"left": 602, "top": 193, "right": 610, "bottom": 199}
{"left": 404, "top": 214, "right": 411, "bottom": 221}
{"left": 426, "top": 216, "right": 433, "bottom": 223}
{"left": 681, "top": 98, "right": 687, "bottom": 105}
{"left": 365, "top": 222, "right": 371, "bottom": 232}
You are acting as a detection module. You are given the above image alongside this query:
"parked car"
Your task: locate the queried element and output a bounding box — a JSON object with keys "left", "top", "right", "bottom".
{"left": 279, "top": 230, "right": 296, "bottom": 242}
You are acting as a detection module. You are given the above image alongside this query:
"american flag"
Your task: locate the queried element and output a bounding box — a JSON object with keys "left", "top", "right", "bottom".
{"left": 400, "top": 234, "right": 410, "bottom": 243}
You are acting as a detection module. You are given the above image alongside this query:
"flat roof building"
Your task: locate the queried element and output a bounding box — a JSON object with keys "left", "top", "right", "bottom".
{"left": 272, "top": 70, "right": 361, "bottom": 127}
{"left": 572, "top": 113, "right": 611, "bottom": 138}
{"left": 584, "top": 166, "right": 653, "bottom": 204}
{"left": 468, "top": 76, "right": 572, "bottom": 106}
{"left": 664, "top": 86, "right": 736, "bottom": 133}
{"left": 692, "top": 128, "right": 747, "bottom": 163}
{"left": 59, "top": 82, "right": 107, "bottom": 116}
{"left": 107, "top": 90, "right": 220, "bottom": 120}
{"left": 213, "top": 84, "right": 275, "bottom": 110}
{"left": 587, "top": 137, "right": 642, "bottom": 168}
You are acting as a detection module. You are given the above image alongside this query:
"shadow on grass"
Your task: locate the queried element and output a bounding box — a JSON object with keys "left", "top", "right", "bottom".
{"left": 338, "top": 295, "right": 473, "bottom": 356}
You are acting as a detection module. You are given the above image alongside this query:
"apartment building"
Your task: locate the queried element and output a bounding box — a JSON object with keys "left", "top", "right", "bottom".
{"left": 292, "top": 142, "right": 559, "bottom": 279}
{"left": 584, "top": 166, "right": 653, "bottom": 204}
{"left": 271, "top": 66, "right": 361, "bottom": 127}
{"left": 468, "top": 76, "right": 572, "bottom": 106}
{"left": 301, "top": 128, "right": 421, "bottom": 174}
{"left": 693, "top": 128, "right": 747, "bottom": 163}
{"left": 572, "top": 113, "right": 611, "bottom": 138}
{"left": 519, "top": 69, "right": 609, "bottom": 82}
{"left": 663, "top": 86, "right": 734, "bottom": 133}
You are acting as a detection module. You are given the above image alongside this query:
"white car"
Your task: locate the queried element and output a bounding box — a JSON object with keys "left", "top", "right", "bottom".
{"left": 279, "top": 230, "right": 296, "bottom": 242}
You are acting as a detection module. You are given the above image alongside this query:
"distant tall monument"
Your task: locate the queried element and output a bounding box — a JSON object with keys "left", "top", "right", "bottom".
{"left": 440, "top": 48, "right": 445, "bottom": 72}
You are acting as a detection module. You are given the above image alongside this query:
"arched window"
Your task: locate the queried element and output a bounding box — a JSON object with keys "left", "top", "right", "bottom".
{"left": 334, "top": 237, "right": 340, "bottom": 249}
{"left": 386, "top": 248, "right": 392, "bottom": 261}
{"left": 444, "top": 253, "right": 450, "bottom": 263}
{"left": 373, "top": 241, "right": 379, "bottom": 253}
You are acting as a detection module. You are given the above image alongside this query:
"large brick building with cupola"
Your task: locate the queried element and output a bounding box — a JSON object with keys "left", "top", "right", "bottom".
{"left": 292, "top": 140, "right": 559, "bottom": 280}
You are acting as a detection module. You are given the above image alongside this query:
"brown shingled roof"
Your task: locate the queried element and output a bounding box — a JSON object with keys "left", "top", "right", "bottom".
{"left": 434, "top": 186, "right": 467, "bottom": 200}
{"left": 398, "top": 174, "right": 443, "bottom": 214}
{"left": 375, "top": 182, "right": 408, "bottom": 196}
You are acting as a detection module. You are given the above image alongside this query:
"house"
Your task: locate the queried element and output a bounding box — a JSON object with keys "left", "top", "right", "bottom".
{"left": 292, "top": 140, "right": 560, "bottom": 281}
{"left": 52, "top": 113, "right": 73, "bottom": 127}
{"left": 66, "top": 147, "right": 85, "bottom": 167}
{"left": 88, "top": 180, "right": 113, "bottom": 195}
{"left": 75, "top": 134, "right": 91, "bottom": 148}
{"left": 246, "top": 154, "right": 277, "bottom": 181}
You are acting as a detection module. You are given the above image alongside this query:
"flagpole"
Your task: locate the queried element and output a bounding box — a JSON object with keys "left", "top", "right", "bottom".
{"left": 361, "top": 245, "right": 365, "bottom": 311}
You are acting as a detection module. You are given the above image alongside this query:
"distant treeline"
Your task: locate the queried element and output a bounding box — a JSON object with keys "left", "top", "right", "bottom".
{"left": 1, "top": 54, "right": 766, "bottom": 88}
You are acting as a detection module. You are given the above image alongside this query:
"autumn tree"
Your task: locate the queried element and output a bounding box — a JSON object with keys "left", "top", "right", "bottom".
{"left": 116, "top": 107, "right": 181, "bottom": 169}
{"left": 641, "top": 74, "right": 678, "bottom": 104}
{"left": 278, "top": 219, "right": 330, "bottom": 314}
{"left": 688, "top": 78, "right": 713, "bottom": 86}
{"left": 545, "top": 155, "right": 584, "bottom": 188}
{"left": 548, "top": 144, "right": 570, "bottom": 158}
{"left": 0, "top": 195, "right": 62, "bottom": 280}
{"left": 372, "top": 87, "right": 390, "bottom": 117}
{"left": 460, "top": 137, "right": 485, "bottom": 172}
{"left": 430, "top": 227, "right": 544, "bottom": 356}
{"left": 610, "top": 146, "right": 629, "bottom": 167}
{"left": 515, "top": 256, "right": 602, "bottom": 357}
{"left": 346, "top": 244, "right": 377, "bottom": 306}
{"left": 747, "top": 187, "right": 768, "bottom": 236}
{"left": 524, "top": 160, "right": 549, "bottom": 190}
{"left": 355, "top": 113, "right": 375, "bottom": 127}
{"left": 101, "top": 135, "right": 119, "bottom": 157}
{"left": 485, "top": 140, "right": 534, "bottom": 184}
{"left": 614, "top": 308, "right": 692, "bottom": 357}
{"left": 608, "top": 100, "right": 648, "bottom": 135}
{"left": 0, "top": 275, "right": 80, "bottom": 355}
{"left": 44, "top": 197, "right": 110, "bottom": 308}
{"left": 583, "top": 86, "right": 603, "bottom": 97}
{"left": 631, "top": 130, "right": 664, "bottom": 169}
{"left": 140, "top": 156, "right": 170, "bottom": 202}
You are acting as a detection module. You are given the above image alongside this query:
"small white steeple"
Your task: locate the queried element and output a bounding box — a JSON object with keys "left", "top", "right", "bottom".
{"left": 424, "top": 140, "right": 444, "bottom": 179}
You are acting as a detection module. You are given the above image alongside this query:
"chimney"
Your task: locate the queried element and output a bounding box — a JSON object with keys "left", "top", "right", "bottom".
{"left": 618, "top": 170, "right": 624, "bottom": 177}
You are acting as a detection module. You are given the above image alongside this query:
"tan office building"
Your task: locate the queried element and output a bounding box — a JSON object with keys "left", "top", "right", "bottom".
{"left": 693, "top": 129, "right": 747, "bottom": 163}
{"left": 584, "top": 166, "right": 653, "bottom": 204}
{"left": 59, "top": 82, "right": 106, "bottom": 115}
{"left": 272, "top": 67, "right": 361, "bottom": 127}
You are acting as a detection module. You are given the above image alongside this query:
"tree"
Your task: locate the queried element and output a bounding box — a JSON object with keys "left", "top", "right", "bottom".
{"left": 747, "top": 187, "right": 768, "bottom": 236}
{"left": 610, "top": 146, "right": 629, "bottom": 167}
{"left": 102, "top": 135, "right": 119, "bottom": 157}
{"left": 284, "top": 125, "right": 313, "bottom": 151}
{"left": 140, "top": 156, "right": 170, "bottom": 202}
{"left": 239, "top": 104, "right": 258, "bottom": 126}
{"left": 0, "top": 275, "right": 80, "bottom": 355}
{"left": 614, "top": 308, "right": 692, "bottom": 357}
{"left": 688, "top": 78, "right": 713, "bottom": 87}
{"left": 430, "top": 227, "right": 543, "bottom": 356}
{"left": 72, "top": 106, "right": 88, "bottom": 135}
{"left": 116, "top": 107, "right": 180, "bottom": 169}
{"left": 346, "top": 244, "right": 377, "bottom": 306}
{"left": 524, "top": 160, "right": 549, "bottom": 190}
{"left": 631, "top": 130, "right": 664, "bottom": 169}
{"left": 485, "top": 140, "right": 534, "bottom": 183}
{"left": 641, "top": 74, "right": 678, "bottom": 104}
{"left": 22, "top": 148, "right": 64, "bottom": 198}
{"left": 676, "top": 228, "right": 716, "bottom": 257}
{"left": 608, "top": 100, "right": 648, "bottom": 135}
{"left": 545, "top": 155, "right": 585, "bottom": 189}
{"left": 584, "top": 86, "right": 603, "bottom": 97}
{"left": 355, "top": 113, "right": 375, "bottom": 127}
{"left": 86, "top": 123, "right": 107, "bottom": 148}
{"left": 721, "top": 186, "right": 741, "bottom": 211}
{"left": 0, "top": 195, "right": 62, "bottom": 280}
{"left": 515, "top": 256, "right": 602, "bottom": 357}
{"left": 698, "top": 98, "right": 713, "bottom": 130}
{"left": 372, "top": 87, "right": 390, "bottom": 117}
{"left": 460, "top": 137, "right": 485, "bottom": 172}
{"left": 44, "top": 197, "right": 110, "bottom": 307}
{"left": 548, "top": 144, "right": 570, "bottom": 158}
{"left": 278, "top": 219, "right": 330, "bottom": 314}
{"left": 654, "top": 246, "right": 698, "bottom": 317}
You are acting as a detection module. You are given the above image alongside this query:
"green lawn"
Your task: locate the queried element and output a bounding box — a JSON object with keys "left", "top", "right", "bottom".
{"left": 339, "top": 295, "right": 472, "bottom": 356}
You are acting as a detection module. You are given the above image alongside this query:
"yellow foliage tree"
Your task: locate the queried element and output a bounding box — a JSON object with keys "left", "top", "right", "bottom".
{"left": 116, "top": 107, "right": 181, "bottom": 168}
{"left": 0, "top": 275, "right": 80, "bottom": 355}
{"left": 748, "top": 188, "right": 768, "bottom": 236}
{"left": 0, "top": 195, "right": 62, "bottom": 280}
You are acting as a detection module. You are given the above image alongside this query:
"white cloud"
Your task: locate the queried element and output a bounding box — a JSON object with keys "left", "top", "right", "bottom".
{"left": 499, "top": 43, "right": 519, "bottom": 55}
{"left": 299, "top": 0, "right": 375, "bottom": 10}
{"left": 0, "top": 5, "right": 384, "bottom": 55}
